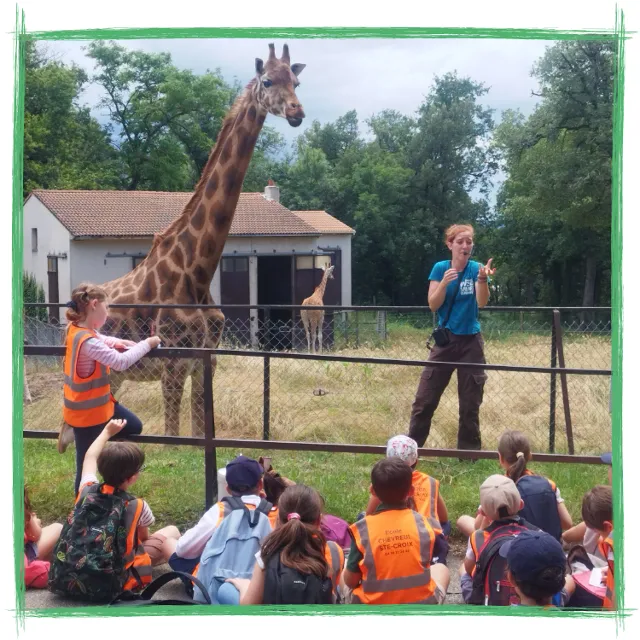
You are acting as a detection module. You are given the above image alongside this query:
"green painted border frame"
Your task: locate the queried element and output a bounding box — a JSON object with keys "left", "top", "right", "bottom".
{"left": 11, "top": 5, "right": 630, "bottom": 627}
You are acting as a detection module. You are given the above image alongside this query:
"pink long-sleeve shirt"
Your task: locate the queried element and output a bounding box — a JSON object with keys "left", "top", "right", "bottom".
{"left": 75, "top": 332, "right": 151, "bottom": 378}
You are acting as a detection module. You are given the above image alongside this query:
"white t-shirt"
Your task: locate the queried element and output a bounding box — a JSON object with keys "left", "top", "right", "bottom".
{"left": 79, "top": 473, "right": 155, "bottom": 528}
{"left": 175, "top": 495, "right": 263, "bottom": 559}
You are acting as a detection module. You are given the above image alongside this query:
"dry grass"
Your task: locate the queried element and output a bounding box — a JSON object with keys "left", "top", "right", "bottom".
{"left": 23, "top": 328, "right": 611, "bottom": 455}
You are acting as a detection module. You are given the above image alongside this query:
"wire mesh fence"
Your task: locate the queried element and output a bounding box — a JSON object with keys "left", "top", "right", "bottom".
{"left": 22, "top": 305, "right": 611, "bottom": 456}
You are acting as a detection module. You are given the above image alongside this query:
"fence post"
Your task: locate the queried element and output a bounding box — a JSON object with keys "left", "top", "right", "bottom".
{"left": 548, "top": 317, "right": 557, "bottom": 453}
{"left": 552, "top": 310, "right": 575, "bottom": 455}
{"left": 203, "top": 352, "right": 217, "bottom": 509}
{"left": 263, "top": 355, "right": 271, "bottom": 440}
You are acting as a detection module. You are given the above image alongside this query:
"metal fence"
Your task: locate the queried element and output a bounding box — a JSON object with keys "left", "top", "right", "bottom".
{"left": 23, "top": 304, "right": 611, "bottom": 473}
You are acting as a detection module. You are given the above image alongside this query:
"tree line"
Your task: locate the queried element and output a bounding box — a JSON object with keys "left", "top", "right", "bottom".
{"left": 23, "top": 39, "right": 614, "bottom": 307}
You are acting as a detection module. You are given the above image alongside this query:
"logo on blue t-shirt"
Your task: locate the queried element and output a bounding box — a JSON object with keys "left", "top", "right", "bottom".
{"left": 428, "top": 260, "right": 483, "bottom": 335}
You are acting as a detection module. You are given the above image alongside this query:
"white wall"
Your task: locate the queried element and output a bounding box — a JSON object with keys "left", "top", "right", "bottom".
{"left": 70, "top": 238, "right": 153, "bottom": 289}
{"left": 23, "top": 196, "right": 72, "bottom": 305}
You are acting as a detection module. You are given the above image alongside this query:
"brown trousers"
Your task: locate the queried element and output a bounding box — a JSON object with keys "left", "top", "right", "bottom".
{"left": 408, "top": 332, "right": 487, "bottom": 450}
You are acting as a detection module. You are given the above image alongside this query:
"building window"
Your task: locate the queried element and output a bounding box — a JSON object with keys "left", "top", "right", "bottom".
{"left": 296, "top": 255, "right": 332, "bottom": 270}
{"left": 47, "top": 256, "right": 58, "bottom": 273}
{"left": 31, "top": 228, "right": 38, "bottom": 252}
{"left": 132, "top": 256, "right": 146, "bottom": 270}
{"left": 222, "top": 257, "right": 248, "bottom": 272}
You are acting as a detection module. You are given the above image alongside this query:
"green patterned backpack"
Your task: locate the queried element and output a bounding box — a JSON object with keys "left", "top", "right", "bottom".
{"left": 48, "top": 484, "right": 141, "bottom": 603}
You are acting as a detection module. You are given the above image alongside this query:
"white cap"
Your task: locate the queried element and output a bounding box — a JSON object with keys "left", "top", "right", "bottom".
{"left": 386, "top": 435, "right": 419, "bottom": 467}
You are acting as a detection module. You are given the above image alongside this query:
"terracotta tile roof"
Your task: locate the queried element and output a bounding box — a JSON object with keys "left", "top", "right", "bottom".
{"left": 28, "top": 190, "right": 345, "bottom": 238}
{"left": 292, "top": 210, "right": 355, "bottom": 235}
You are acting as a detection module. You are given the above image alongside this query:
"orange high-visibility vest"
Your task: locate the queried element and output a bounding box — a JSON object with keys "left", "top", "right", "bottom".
{"left": 324, "top": 540, "right": 344, "bottom": 596}
{"left": 268, "top": 506, "right": 279, "bottom": 529}
{"left": 411, "top": 471, "right": 442, "bottom": 533}
{"left": 599, "top": 533, "right": 614, "bottom": 610}
{"left": 469, "top": 529, "right": 492, "bottom": 576}
{"left": 349, "top": 508, "right": 438, "bottom": 605}
{"left": 63, "top": 324, "right": 115, "bottom": 427}
{"left": 79, "top": 483, "right": 152, "bottom": 591}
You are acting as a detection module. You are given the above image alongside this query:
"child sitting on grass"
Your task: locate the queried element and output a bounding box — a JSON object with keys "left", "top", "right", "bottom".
{"left": 341, "top": 457, "right": 450, "bottom": 605}
{"left": 364, "top": 435, "right": 450, "bottom": 564}
{"left": 23, "top": 487, "right": 63, "bottom": 589}
{"left": 501, "top": 530, "right": 575, "bottom": 608}
{"left": 581, "top": 485, "right": 615, "bottom": 610}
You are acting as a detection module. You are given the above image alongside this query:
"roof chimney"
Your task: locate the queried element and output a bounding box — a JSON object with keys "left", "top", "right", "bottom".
{"left": 264, "top": 179, "right": 280, "bottom": 203}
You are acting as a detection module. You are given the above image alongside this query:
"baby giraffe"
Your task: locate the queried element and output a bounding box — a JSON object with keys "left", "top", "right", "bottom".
{"left": 301, "top": 264, "right": 335, "bottom": 354}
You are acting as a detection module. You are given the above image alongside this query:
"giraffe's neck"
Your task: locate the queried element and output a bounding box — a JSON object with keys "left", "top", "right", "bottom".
{"left": 314, "top": 274, "right": 330, "bottom": 300}
{"left": 147, "top": 81, "right": 267, "bottom": 294}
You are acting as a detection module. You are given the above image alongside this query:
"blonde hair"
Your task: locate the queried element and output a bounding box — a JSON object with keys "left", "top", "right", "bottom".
{"left": 66, "top": 283, "right": 108, "bottom": 324}
{"left": 444, "top": 224, "right": 474, "bottom": 245}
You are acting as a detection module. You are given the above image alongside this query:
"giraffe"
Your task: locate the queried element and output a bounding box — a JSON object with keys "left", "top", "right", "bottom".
{"left": 300, "top": 264, "right": 335, "bottom": 354}
{"left": 100, "top": 44, "right": 306, "bottom": 437}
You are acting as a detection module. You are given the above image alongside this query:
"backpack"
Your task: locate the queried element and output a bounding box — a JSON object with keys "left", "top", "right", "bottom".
{"left": 516, "top": 475, "right": 563, "bottom": 541}
{"left": 469, "top": 518, "right": 541, "bottom": 606}
{"left": 110, "top": 571, "right": 212, "bottom": 606}
{"left": 263, "top": 552, "right": 333, "bottom": 605}
{"left": 48, "top": 484, "right": 148, "bottom": 603}
{"left": 193, "top": 496, "right": 273, "bottom": 604}
{"left": 320, "top": 514, "right": 352, "bottom": 551}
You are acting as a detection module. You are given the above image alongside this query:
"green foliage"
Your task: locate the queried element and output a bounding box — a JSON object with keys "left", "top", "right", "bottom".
{"left": 23, "top": 272, "right": 46, "bottom": 321}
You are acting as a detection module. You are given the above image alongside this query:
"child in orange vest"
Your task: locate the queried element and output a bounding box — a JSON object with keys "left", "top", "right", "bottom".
{"left": 226, "top": 484, "right": 344, "bottom": 604}
{"left": 60, "top": 283, "right": 161, "bottom": 495}
{"left": 77, "top": 419, "right": 181, "bottom": 568}
{"left": 341, "top": 458, "right": 450, "bottom": 605}
{"left": 581, "top": 485, "right": 615, "bottom": 609}
{"left": 457, "top": 430, "right": 573, "bottom": 539}
{"left": 23, "top": 487, "right": 63, "bottom": 588}
{"left": 364, "top": 435, "right": 450, "bottom": 564}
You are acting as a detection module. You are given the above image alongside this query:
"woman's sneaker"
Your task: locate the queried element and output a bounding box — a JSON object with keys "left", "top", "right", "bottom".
{"left": 57, "top": 422, "right": 74, "bottom": 453}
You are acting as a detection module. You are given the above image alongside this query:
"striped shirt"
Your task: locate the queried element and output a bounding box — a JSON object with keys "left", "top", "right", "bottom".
{"left": 76, "top": 332, "right": 151, "bottom": 378}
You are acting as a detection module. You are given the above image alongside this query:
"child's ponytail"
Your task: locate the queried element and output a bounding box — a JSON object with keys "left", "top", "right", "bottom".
{"left": 260, "top": 484, "right": 328, "bottom": 579}
{"left": 498, "top": 430, "right": 532, "bottom": 482}
{"left": 65, "top": 283, "right": 108, "bottom": 325}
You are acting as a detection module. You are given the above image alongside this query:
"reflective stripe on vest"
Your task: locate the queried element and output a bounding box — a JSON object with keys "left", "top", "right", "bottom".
{"left": 325, "top": 540, "right": 343, "bottom": 592}
{"left": 412, "top": 471, "right": 442, "bottom": 533}
{"left": 600, "top": 534, "right": 614, "bottom": 610}
{"left": 350, "top": 509, "right": 437, "bottom": 604}
{"left": 63, "top": 324, "right": 114, "bottom": 427}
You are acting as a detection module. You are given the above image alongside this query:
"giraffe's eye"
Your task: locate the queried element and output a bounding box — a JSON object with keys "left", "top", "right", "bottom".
{"left": 263, "top": 79, "right": 273, "bottom": 88}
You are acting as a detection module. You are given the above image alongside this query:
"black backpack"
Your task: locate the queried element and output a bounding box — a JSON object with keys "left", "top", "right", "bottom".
{"left": 469, "top": 518, "right": 541, "bottom": 606}
{"left": 263, "top": 552, "right": 333, "bottom": 605}
{"left": 516, "top": 475, "right": 563, "bottom": 541}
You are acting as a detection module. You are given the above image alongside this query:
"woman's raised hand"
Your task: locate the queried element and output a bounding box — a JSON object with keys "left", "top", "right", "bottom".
{"left": 441, "top": 268, "right": 459, "bottom": 285}
{"left": 479, "top": 258, "right": 496, "bottom": 279}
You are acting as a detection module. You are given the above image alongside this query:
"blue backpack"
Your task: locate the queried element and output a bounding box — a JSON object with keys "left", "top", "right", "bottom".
{"left": 516, "top": 475, "right": 562, "bottom": 541}
{"left": 193, "top": 496, "right": 273, "bottom": 604}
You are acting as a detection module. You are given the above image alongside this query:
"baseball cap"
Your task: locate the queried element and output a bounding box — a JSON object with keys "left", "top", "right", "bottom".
{"left": 386, "top": 435, "right": 419, "bottom": 466}
{"left": 600, "top": 452, "right": 612, "bottom": 465}
{"left": 499, "top": 530, "right": 566, "bottom": 583}
{"left": 226, "top": 455, "right": 264, "bottom": 488}
{"left": 479, "top": 474, "right": 522, "bottom": 521}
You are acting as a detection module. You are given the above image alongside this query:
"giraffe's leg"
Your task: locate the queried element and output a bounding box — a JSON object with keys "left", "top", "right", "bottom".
{"left": 311, "top": 322, "right": 317, "bottom": 355}
{"left": 302, "top": 316, "right": 311, "bottom": 353}
{"left": 190, "top": 358, "right": 205, "bottom": 438}
{"left": 161, "top": 359, "right": 189, "bottom": 437}
{"left": 318, "top": 325, "right": 323, "bottom": 355}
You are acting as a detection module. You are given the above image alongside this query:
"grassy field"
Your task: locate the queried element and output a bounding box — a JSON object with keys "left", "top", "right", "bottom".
{"left": 23, "top": 439, "right": 608, "bottom": 541}
{"left": 24, "top": 327, "right": 611, "bottom": 455}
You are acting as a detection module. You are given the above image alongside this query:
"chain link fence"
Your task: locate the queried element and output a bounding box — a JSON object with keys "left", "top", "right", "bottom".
{"left": 22, "top": 305, "right": 611, "bottom": 456}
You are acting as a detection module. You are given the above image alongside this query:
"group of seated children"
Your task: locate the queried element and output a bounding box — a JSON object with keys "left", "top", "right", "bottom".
{"left": 27, "top": 424, "right": 615, "bottom": 609}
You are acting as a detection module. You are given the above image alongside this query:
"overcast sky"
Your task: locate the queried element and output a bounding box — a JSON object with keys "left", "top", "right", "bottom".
{"left": 45, "top": 37, "right": 552, "bottom": 198}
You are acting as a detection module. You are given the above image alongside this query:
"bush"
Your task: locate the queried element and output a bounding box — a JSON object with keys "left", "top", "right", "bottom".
{"left": 23, "top": 272, "right": 47, "bottom": 321}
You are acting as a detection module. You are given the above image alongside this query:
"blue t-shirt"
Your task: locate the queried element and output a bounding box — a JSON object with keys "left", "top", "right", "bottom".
{"left": 429, "top": 260, "right": 482, "bottom": 335}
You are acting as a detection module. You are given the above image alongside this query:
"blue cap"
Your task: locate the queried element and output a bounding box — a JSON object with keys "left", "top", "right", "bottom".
{"left": 226, "top": 455, "right": 264, "bottom": 488}
{"left": 499, "top": 530, "right": 566, "bottom": 582}
{"left": 600, "top": 452, "right": 612, "bottom": 465}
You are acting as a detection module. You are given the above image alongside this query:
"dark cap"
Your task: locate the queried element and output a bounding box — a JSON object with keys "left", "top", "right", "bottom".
{"left": 600, "top": 452, "right": 612, "bottom": 465}
{"left": 499, "top": 530, "right": 566, "bottom": 583}
{"left": 226, "top": 455, "right": 264, "bottom": 488}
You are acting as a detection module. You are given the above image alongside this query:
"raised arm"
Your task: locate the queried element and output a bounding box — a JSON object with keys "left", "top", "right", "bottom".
{"left": 81, "top": 336, "right": 160, "bottom": 372}
{"left": 475, "top": 258, "right": 495, "bottom": 309}
{"left": 81, "top": 419, "right": 126, "bottom": 479}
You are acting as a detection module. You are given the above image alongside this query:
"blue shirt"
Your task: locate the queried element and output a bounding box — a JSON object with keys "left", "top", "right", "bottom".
{"left": 429, "top": 260, "right": 482, "bottom": 335}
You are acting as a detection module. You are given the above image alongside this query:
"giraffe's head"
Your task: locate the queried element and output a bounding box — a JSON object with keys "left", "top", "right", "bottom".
{"left": 255, "top": 43, "right": 306, "bottom": 127}
{"left": 323, "top": 264, "right": 335, "bottom": 280}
